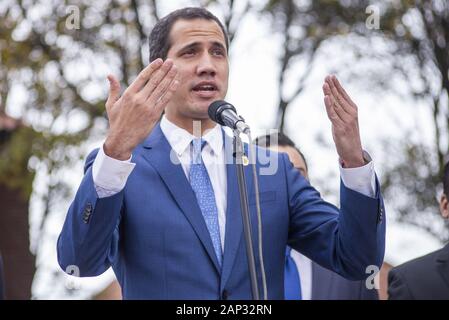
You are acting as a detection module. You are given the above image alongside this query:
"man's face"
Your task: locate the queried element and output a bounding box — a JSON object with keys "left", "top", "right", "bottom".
{"left": 165, "top": 18, "right": 229, "bottom": 123}
{"left": 271, "top": 145, "right": 309, "bottom": 180}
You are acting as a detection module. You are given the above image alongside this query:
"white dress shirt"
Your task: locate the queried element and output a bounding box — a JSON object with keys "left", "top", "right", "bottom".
{"left": 92, "top": 116, "right": 377, "bottom": 256}
{"left": 290, "top": 250, "right": 313, "bottom": 300}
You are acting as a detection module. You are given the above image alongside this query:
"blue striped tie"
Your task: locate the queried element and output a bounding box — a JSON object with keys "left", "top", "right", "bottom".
{"left": 189, "top": 138, "right": 222, "bottom": 267}
{"left": 284, "top": 246, "right": 302, "bottom": 300}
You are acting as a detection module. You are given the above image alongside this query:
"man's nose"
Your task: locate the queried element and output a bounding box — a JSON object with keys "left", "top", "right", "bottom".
{"left": 196, "top": 53, "right": 216, "bottom": 77}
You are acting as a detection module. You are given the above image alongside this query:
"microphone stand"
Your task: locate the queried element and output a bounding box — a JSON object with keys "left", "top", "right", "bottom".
{"left": 232, "top": 129, "right": 260, "bottom": 300}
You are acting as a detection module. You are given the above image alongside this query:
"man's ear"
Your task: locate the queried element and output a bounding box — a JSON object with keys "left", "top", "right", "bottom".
{"left": 439, "top": 194, "right": 449, "bottom": 219}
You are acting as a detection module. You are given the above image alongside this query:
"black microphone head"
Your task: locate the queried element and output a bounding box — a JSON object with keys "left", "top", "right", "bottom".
{"left": 208, "top": 100, "right": 236, "bottom": 125}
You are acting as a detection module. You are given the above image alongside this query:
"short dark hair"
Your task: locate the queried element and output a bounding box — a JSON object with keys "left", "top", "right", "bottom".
{"left": 443, "top": 161, "right": 449, "bottom": 198}
{"left": 254, "top": 132, "right": 308, "bottom": 171}
{"left": 148, "top": 7, "right": 229, "bottom": 63}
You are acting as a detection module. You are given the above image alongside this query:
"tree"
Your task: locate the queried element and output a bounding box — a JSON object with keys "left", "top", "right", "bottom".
{"left": 0, "top": 113, "right": 36, "bottom": 299}
{"left": 371, "top": 0, "right": 449, "bottom": 241}
{"left": 262, "top": 0, "right": 449, "bottom": 241}
{"left": 261, "top": 0, "right": 374, "bottom": 133}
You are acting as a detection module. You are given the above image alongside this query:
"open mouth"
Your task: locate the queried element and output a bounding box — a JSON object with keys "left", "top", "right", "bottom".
{"left": 192, "top": 83, "right": 218, "bottom": 92}
{"left": 191, "top": 82, "right": 219, "bottom": 99}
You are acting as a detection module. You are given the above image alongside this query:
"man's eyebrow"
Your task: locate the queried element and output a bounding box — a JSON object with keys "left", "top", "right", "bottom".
{"left": 177, "top": 41, "right": 227, "bottom": 53}
{"left": 210, "top": 41, "right": 226, "bottom": 51}
{"left": 178, "top": 42, "right": 200, "bottom": 52}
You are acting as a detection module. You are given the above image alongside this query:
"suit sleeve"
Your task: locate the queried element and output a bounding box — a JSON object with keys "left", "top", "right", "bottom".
{"left": 57, "top": 148, "right": 124, "bottom": 277}
{"left": 388, "top": 268, "right": 414, "bottom": 300}
{"left": 283, "top": 153, "right": 386, "bottom": 281}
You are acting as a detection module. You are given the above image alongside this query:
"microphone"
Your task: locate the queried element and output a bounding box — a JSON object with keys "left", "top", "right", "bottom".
{"left": 208, "top": 100, "right": 250, "bottom": 134}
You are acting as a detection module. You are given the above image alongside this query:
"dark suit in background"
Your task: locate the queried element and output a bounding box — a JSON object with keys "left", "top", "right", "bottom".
{"left": 388, "top": 243, "right": 449, "bottom": 299}
{"left": 312, "top": 261, "right": 378, "bottom": 299}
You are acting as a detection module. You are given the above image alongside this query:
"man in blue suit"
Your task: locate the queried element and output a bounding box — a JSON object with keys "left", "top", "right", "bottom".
{"left": 256, "top": 133, "right": 379, "bottom": 300}
{"left": 57, "top": 7, "right": 385, "bottom": 299}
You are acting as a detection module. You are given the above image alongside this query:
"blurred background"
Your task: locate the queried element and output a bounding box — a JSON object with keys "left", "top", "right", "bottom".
{"left": 0, "top": 0, "right": 448, "bottom": 299}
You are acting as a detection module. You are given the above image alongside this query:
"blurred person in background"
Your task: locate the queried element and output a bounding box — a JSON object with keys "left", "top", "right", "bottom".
{"left": 255, "top": 133, "right": 378, "bottom": 300}
{"left": 388, "top": 161, "right": 449, "bottom": 300}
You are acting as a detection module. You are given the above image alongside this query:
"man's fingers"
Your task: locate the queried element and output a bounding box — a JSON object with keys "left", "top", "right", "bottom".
{"left": 322, "top": 81, "right": 332, "bottom": 96}
{"left": 326, "top": 76, "right": 353, "bottom": 119}
{"left": 324, "top": 94, "right": 344, "bottom": 126}
{"left": 154, "top": 79, "right": 180, "bottom": 114}
{"left": 326, "top": 76, "right": 345, "bottom": 108}
{"left": 146, "top": 65, "right": 178, "bottom": 105}
{"left": 106, "top": 74, "right": 121, "bottom": 109}
{"left": 140, "top": 59, "right": 174, "bottom": 99}
{"left": 332, "top": 76, "right": 357, "bottom": 108}
{"left": 323, "top": 81, "right": 350, "bottom": 123}
{"left": 127, "top": 58, "right": 164, "bottom": 94}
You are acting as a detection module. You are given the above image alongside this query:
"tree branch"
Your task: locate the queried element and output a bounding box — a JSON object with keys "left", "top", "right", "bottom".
{"left": 149, "top": 0, "right": 160, "bottom": 21}
{"left": 131, "top": 0, "right": 146, "bottom": 40}
{"left": 130, "top": 0, "right": 145, "bottom": 71}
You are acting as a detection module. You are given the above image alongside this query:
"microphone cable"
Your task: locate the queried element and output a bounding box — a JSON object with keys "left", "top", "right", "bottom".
{"left": 246, "top": 130, "right": 268, "bottom": 300}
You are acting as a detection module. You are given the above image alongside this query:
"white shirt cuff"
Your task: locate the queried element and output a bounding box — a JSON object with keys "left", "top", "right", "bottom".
{"left": 339, "top": 160, "right": 376, "bottom": 198}
{"left": 92, "top": 145, "right": 136, "bottom": 198}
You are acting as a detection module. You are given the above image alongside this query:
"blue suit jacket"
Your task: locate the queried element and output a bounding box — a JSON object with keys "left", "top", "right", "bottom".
{"left": 57, "top": 123, "right": 385, "bottom": 299}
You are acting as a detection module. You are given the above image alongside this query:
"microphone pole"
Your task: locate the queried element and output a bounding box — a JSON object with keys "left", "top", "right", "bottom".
{"left": 209, "top": 100, "right": 260, "bottom": 300}
{"left": 232, "top": 128, "right": 260, "bottom": 300}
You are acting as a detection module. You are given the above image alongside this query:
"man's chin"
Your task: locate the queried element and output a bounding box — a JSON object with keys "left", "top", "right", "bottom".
{"left": 181, "top": 96, "right": 225, "bottom": 119}
{"left": 195, "top": 100, "right": 216, "bottom": 114}
{"left": 190, "top": 110, "right": 211, "bottom": 121}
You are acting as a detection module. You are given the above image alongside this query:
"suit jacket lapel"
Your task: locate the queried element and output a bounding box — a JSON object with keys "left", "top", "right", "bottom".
{"left": 436, "top": 243, "right": 449, "bottom": 289}
{"left": 141, "top": 123, "right": 221, "bottom": 273}
{"left": 221, "top": 132, "right": 254, "bottom": 290}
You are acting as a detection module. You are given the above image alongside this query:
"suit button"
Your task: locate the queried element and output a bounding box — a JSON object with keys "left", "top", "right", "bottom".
{"left": 378, "top": 207, "right": 384, "bottom": 223}
{"left": 83, "top": 204, "right": 93, "bottom": 223}
{"left": 222, "top": 290, "right": 228, "bottom": 300}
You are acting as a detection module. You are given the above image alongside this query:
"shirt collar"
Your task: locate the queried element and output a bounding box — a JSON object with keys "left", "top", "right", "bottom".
{"left": 160, "top": 115, "right": 223, "bottom": 157}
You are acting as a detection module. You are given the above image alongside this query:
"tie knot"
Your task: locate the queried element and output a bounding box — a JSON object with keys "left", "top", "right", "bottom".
{"left": 191, "top": 138, "right": 207, "bottom": 164}
{"left": 285, "top": 246, "right": 292, "bottom": 257}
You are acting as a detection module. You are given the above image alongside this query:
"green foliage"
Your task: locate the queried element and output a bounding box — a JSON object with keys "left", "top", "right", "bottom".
{"left": 0, "top": 127, "right": 37, "bottom": 199}
{"left": 381, "top": 140, "right": 449, "bottom": 241}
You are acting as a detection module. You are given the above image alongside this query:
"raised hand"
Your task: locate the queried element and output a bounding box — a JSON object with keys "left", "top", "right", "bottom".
{"left": 322, "top": 75, "right": 365, "bottom": 168}
{"left": 104, "top": 59, "right": 179, "bottom": 160}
